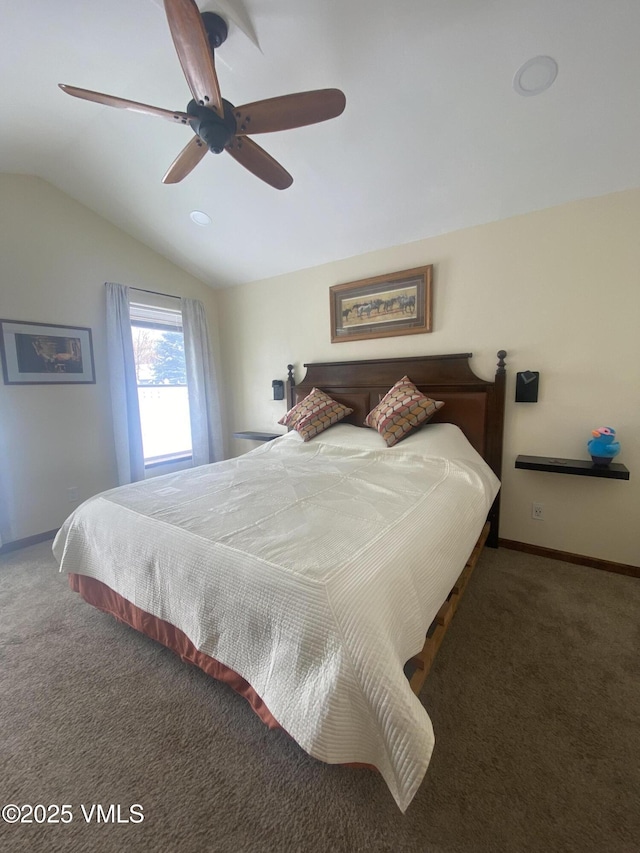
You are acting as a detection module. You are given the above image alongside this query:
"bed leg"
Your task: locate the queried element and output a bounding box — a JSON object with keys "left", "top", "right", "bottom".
{"left": 486, "top": 496, "right": 500, "bottom": 548}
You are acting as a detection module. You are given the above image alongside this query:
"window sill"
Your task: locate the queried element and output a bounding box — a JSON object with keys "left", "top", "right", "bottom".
{"left": 144, "top": 454, "right": 192, "bottom": 470}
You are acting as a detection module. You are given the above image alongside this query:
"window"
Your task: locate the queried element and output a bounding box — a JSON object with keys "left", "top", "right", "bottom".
{"left": 129, "top": 301, "right": 192, "bottom": 467}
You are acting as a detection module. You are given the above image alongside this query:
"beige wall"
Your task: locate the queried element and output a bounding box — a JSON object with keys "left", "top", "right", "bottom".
{"left": 217, "top": 189, "right": 640, "bottom": 567}
{"left": 0, "top": 174, "right": 221, "bottom": 543}
{"left": 2, "top": 175, "right": 637, "bottom": 567}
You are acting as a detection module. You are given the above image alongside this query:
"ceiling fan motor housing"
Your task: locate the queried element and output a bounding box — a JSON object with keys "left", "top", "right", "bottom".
{"left": 201, "top": 12, "right": 228, "bottom": 50}
{"left": 187, "top": 99, "right": 237, "bottom": 154}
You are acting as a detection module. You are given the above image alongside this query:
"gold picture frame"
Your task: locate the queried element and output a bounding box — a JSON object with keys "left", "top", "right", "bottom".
{"left": 329, "top": 265, "right": 433, "bottom": 343}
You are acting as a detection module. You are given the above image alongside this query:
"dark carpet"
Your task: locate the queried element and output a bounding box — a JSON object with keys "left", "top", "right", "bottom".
{"left": 1, "top": 541, "right": 639, "bottom": 853}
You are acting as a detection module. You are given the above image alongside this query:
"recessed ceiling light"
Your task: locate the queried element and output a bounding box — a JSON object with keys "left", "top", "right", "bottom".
{"left": 190, "top": 210, "right": 212, "bottom": 226}
{"left": 513, "top": 56, "right": 558, "bottom": 97}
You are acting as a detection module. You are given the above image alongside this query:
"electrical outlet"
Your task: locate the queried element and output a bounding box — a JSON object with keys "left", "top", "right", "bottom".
{"left": 67, "top": 486, "right": 79, "bottom": 503}
{"left": 532, "top": 502, "right": 544, "bottom": 520}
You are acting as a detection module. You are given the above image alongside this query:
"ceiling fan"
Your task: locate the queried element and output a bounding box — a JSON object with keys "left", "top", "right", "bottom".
{"left": 58, "top": 0, "right": 346, "bottom": 190}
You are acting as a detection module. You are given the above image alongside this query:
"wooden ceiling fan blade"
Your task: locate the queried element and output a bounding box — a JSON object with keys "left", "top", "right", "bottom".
{"left": 58, "top": 84, "right": 192, "bottom": 124}
{"left": 226, "top": 137, "right": 293, "bottom": 190}
{"left": 162, "top": 136, "right": 208, "bottom": 184}
{"left": 233, "top": 89, "right": 346, "bottom": 135}
{"left": 163, "top": 0, "right": 223, "bottom": 115}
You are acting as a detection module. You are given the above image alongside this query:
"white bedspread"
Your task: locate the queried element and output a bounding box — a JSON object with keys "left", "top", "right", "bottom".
{"left": 53, "top": 423, "right": 499, "bottom": 811}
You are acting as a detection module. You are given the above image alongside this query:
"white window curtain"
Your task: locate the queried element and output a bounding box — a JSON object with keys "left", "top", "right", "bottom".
{"left": 105, "top": 282, "right": 145, "bottom": 484}
{"left": 181, "top": 297, "right": 223, "bottom": 466}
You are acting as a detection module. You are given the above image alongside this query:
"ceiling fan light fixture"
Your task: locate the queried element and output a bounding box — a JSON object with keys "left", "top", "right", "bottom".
{"left": 190, "top": 210, "right": 212, "bottom": 226}
{"left": 513, "top": 55, "right": 558, "bottom": 97}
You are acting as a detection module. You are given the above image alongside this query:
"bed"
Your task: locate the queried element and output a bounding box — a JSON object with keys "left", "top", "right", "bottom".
{"left": 53, "top": 350, "right": 507, "bottom": 811}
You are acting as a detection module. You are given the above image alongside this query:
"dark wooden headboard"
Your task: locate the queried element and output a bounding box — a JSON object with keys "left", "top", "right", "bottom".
{"left": 286, "top": 351, "right": 507, "bottom": 546}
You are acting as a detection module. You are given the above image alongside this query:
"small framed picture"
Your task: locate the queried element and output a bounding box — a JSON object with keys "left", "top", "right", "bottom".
{"left": 0, "top": 319, "right": 96, "bottom": 385}
{"left": 330, "top": 265, "right": 433, "bottom": 343}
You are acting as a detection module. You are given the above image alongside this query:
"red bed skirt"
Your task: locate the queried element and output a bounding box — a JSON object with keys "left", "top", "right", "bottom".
{"left": 68, "top": 573, "right": 375, "bottom": 771}
{"left": 68, "top": 573, "right": 282, "bottom": 730}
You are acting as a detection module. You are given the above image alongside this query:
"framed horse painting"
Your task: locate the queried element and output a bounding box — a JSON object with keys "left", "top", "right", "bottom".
{"left": 329, "top": 265, "right": 433, "bottom": 343}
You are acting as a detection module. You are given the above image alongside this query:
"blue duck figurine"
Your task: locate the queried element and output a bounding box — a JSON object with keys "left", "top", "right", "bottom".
{"left": 587, "top": 426, "right": 620, "bottom": 466}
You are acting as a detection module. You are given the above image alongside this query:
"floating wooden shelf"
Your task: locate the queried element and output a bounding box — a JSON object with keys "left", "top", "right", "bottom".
{"left": 515, "top": 455, "right": 629, "bottom": 480}
{"left": 233, "top": 431, "right": 281, "bottom": 442}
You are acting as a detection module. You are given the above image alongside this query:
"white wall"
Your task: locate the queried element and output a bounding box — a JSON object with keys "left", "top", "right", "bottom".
{"left": 0, "top": 174, "right": 221, "bottom": 543}
{"left": 217, "top": 189, "right": 640, "bottom": 567}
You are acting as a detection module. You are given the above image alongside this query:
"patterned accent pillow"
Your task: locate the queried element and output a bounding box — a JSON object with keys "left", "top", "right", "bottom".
{"left": 278, "top": 387, "right": 353, "bottom": 441}
{"left": 365, "top": 376, "right": 444, "bottom": 447}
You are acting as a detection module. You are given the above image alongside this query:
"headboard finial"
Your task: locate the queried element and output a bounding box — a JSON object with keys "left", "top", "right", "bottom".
{"left": 496, "top": 350, "right": 507, "bottom": 374}
{"left": 285, "top": 364, "right": 296, "bottom": 410}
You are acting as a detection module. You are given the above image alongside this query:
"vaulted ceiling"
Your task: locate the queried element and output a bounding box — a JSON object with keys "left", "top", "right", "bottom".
{"left": 2, "top": 0, "right": 639, "bottom": 287}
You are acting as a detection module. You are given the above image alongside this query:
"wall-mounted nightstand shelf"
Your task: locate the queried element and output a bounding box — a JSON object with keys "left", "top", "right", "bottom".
{"left": 233, "top": 431, "right": 281, "bottom": 442}
{"left": 515, "top": 455, "right": 630, "bottom": 480}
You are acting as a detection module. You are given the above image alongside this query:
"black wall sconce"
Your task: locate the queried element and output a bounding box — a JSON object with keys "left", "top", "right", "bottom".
{"left": 272, "top": 379, "right": 285, "bottom": 400}
{"left": 515, "top": 371, "right": 539, "bottom": 403}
